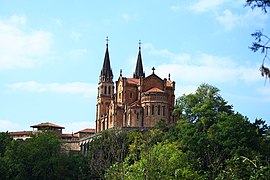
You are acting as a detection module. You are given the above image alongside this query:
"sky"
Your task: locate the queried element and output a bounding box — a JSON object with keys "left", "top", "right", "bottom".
{"left": 0, "top": 0, "right": 269, "bottom": 133}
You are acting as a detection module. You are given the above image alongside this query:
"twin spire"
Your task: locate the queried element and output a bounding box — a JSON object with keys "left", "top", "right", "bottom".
{"left": 133, "top": 40, "right": 145, "bottom": 79}
{"left": 99, "top": 37, "right": 113, "bottom": 83}
{"left": 100, "top": 38, "right": 145, "bottom": 83}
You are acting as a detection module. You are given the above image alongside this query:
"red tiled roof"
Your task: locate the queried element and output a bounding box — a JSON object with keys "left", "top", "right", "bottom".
{"left": 146, "top": 87, "right": 165, "bottom": 93}
{"left": 126, "top": 78, "right": 139, "bottom": 85}
{"left": 61, "top": 134, "right": 79, "bottom": 139}
{"left": 30, "top": 122, "right": 65, "bottom": 129}
{"left": 9, "top": 131, "right": 32, "bottom": 136}
{"left": 166, "top": 81, "right": 173, "bottom": 87}
{"left": 130, "top": 100, "right": 141, "bottom": 107}
{"left": 75, "top": 128, "right": 95, "bottom": 134}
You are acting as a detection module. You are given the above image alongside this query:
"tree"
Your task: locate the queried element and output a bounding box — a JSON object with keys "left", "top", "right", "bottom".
{"left": 246, "top": 0, "right": 270, "bottom": 79}
{"left": 2, "top": 132, "right": 78, "bottom": 179}
{"left": 85, "top": 129, "right": 130, "bottom": 179}
{"left": 106, "top": 129, "right": 197, "bottom": 179}
{"left": 174, "top": 84, "right": 270, "bottom": 179}
{"left": 0, "top": 132, "right": 11, "bottom": 156}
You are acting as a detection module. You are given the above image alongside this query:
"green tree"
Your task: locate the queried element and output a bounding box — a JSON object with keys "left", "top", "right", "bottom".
{"left": 86, "top": 129, "right": 130, "bottom": 179}
{"left": 174, "top": 84, "right": 270, "bottom": 179}
{"left": 0, "top": 132, "right": 11, "bottom": 156}
{"left": 246, "top": 0, "right": 270, "bottom": 79}
{"left": 2, "top": 132, "right": 76, "bottom": 180}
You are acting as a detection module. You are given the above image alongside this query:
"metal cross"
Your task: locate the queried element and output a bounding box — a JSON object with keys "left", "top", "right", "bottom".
{"left": 152, "top": 67, "right": 155, "bottom": 74}
{"left": 106, "top": 36, "right": 109, "bottom": 46}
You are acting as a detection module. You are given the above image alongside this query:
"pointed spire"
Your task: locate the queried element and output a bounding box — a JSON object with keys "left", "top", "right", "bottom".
{"left": 100, "top": 37, "right": 113, "bottom": 83}
{"left": 133, "top": 40, "right": 145, "bottom": 79}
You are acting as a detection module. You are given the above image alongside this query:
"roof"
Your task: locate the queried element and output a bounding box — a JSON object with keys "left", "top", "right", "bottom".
{"left": 9, "top": 131, "right": 32, "bottom": 136}
{"left": 133, "top": 46, "right": 145, "bottom": 78}
{"left": 126, "top": 78, "right": 139, "bottom": 85}
{"left": 30, "top": 122, "right": 65, "bottom": 129}
{"left": 146, "top": 87, "right": 165, "bottom": 93}
{"left": 75, "top": 128, "right": 95, "bottom": 134}
{"left": 166, "top": 81, "right": 173, "bottom": 87}
{"left": 130, "top": 100, "right": 141, "bottom": 107}
{"left": 100, "top": 43, "right": 113, "bottom": 82}
{"left": 61, "top": 134, "right": 79, "bottom": 139}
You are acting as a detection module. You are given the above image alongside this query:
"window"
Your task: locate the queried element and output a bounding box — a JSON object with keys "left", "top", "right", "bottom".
{"left": 158, "top": 105, "right": 160, "bottom": 115}
{"left": 130, "top": 92, "right": 133, "bottom": 99}
{"left": 104, "top": 86, "right": 107, "bottom": 94}
{"left": 108, "top": 86, "right": 111, "bottom": 95}
{"left": 137, "top": 113, "right": 139, "bottom": 120}
{"left": 146, "top": 105, "right": 148, "bottom": 116}
{"left": 152, "top": 105, "right": 155, "bottom": 115}
{"left": 163, "top": 106, "right": 166, "bottom": 116}
{"left": 119, "top": 92, "right": 121, "bottom": 99}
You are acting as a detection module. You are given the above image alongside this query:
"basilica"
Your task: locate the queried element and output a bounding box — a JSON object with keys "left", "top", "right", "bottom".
{"left": 96, "top": 41, "right": 176, "bottom": 132}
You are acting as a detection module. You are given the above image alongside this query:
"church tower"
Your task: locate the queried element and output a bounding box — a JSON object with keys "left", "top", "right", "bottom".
{"left": 96, "top": 38, "right": 114, "bottom": 133}
{"left": 133, "top": 41, "right": 145, "bottom": 79}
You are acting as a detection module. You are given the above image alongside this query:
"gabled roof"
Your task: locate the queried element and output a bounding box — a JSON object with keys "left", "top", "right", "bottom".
{"left": 30, "top": 122, "right": 65, "bottom": 129}
{"left": 130, "top": 100, "right": 141, "bottom": 107}
{"left": 146, "top": 87, "right": 165, "bottom": 93}
{"left": 9, "top": 131, "right": 32, "bottom": 136}
{"left": 126, "top": 78, "right": 139, "bottom": 85}
{"left": 75, "top": 128, "right": 95, "bottom": 134}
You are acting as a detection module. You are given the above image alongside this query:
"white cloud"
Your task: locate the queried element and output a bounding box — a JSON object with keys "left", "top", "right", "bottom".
{"left": 70, "top": 49, "right": 88, "bottom": 59}
{"left": 121, "top": 13, "right": 138, "bottom": 22}
{"left": 144, "top": 43, "right": 191, "bottom": 64}
{"left": 216, "top": 8, "right": 269, "bottom": 30}
{"left": 0, "top": 15, "right": 52, "bottom": 69}
{"left": 62, "top": 121, "right": 95, "bottom": 134}
{"left": 257, "top": 87, "right": 270, "bottom": 102}
{"left": 144, "top": 43, "right": 261, "bottom": 85}
{"left": 9, "top": 15, "right": 27, "bottom": 25}
{"left": 0, "top": 120, "right": 19, "bottom": 132}
{"left": 52, "top": 18, "right": 62, "bottom": 26}
{"left": 70, "top": 31, "right": 82, "bottom": 40}
{"left": 170, "top": 5, "right": 182, "bottom": 12}
{"left": 7, "top": 81, "right": 96, "bottom": 98}
{"left": 190, "top": 0, "right": 230, "bottom": 13}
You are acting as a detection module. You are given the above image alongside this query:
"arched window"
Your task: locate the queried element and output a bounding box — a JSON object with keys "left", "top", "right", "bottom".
{"left": 104, "top": 86, "right": 107, "bottom": 94}
{"left": 152, "top": 105, "right": 155, "bottom": 115}
{"left": 163, "top": 106, "right": 166, "bottom": 116}
{"left": 108, "top": 86, "right": 111, "bottom": 95}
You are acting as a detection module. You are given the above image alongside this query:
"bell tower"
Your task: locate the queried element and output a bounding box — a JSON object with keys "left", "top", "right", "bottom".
{"left": 96, "top": 37, "right": 114, "bottom": 133}
{"left": 133, "top": 40, "right": 145, "bottom": 79}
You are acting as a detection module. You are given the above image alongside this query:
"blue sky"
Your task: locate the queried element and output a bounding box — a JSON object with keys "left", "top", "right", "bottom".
{"left": 0, "top": 0, "right": 269, "bottom": 133}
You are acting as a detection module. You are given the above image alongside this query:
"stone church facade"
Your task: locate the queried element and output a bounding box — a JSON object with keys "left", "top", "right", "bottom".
{"left": 96, "top": 41, "right": 176, "bottom": 133}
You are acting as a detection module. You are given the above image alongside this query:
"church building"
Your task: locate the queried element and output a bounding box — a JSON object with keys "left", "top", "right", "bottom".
{"left": 96, "top": 40, "right": 176, "bottom": 133}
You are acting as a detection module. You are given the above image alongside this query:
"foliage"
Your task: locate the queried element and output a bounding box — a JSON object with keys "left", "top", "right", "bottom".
{"left": 1, "top": 84, "right": 270, "bottom": 179}
{"left": 0, "top": 132, "right": 12, "bottom": 156}
{"left": 246, "top": 0, "right": 270, "bottom": 80}
{"left": 246, "top": 0, "right": 270, "bottom": 13}
{"left": 85, "top": 129, "right": 130, "bottom": 179}
{"left": 0, "top": 132, "right": 88, "bottom": 180}
{"left": 174, "top": 84, "right": 270, "bottom": 179}
{"left": 250, "top": 30, "right": 270, "bottom": 79}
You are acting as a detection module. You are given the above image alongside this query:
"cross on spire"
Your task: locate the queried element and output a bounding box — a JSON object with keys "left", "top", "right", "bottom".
{"left": 138, "top": 40, "right": 141, "bottom": 50}
{"left": 106, "top": 36, "right": 109, "bottom": 47}
{"left": 152, "top": 67, "right": 155, "bottom": 74}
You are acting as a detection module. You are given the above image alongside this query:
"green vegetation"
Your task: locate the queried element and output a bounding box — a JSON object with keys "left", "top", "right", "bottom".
{"left": 0, "top": 84, "right": 269, "bottom": 179}
{"left": 246, "top": 0, "right": 270, "bottom": 79}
